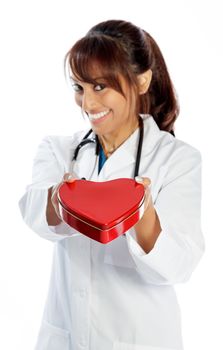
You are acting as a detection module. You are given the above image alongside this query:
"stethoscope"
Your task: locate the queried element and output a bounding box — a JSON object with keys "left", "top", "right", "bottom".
{"left": 72, "top": 116, "right": 144, "bottom": 178}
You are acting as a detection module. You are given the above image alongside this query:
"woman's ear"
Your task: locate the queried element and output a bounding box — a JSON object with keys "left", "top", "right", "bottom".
{"left": 137, "top": 69, "right": 152, "bottom": 94}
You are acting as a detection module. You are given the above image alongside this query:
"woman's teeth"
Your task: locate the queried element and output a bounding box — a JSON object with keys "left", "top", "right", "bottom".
{"left": 89, "top": 110, "right": 110, "bottom": 120}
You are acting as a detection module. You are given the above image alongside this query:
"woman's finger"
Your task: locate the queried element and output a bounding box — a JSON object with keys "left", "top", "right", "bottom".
{"left": 63, "top": 173, "right": 77, "bottom": 183}
{"left": 50, "top": 172, "right": 78, "bottom": 220}
{"left": 135, "top": 176, "right": 152, "bottom": 212}
{"left": 135, "top": 176, "right": 151, "bottom": 189}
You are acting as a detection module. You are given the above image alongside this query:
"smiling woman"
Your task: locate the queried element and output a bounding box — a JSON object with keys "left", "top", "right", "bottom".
{"left": 19, "top": 19, "right": 204, "bottom": 350}
{"left": 69, "top": 72, "right": 140, "bottom": 156}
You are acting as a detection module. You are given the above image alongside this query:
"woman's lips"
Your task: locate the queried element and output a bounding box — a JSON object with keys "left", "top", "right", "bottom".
{"left": 90, "top": 110, "right": 112, "bottom": 124}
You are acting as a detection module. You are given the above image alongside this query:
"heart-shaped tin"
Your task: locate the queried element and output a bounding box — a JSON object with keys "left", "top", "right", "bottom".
{"left": 58, "top": 178, "right": 145, "bottom": 244}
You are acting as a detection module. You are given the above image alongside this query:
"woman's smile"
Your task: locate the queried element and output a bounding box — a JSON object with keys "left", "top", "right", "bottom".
{"left": 88, "top": 109, "right": 111, "bottom": 122}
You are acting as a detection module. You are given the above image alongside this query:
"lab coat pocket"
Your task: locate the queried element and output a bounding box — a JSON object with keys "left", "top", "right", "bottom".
{"left": 113, "top": 342, "right": 176, "bottom": 350}
{"left": 35, "top": 320, "right": 70, "bottom": 350}
{"left": 104, "top": 235, "right": 136, "bottom": 269}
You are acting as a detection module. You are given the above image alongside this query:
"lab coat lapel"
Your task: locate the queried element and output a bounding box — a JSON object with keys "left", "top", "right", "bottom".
{"left": 97, "top": 115, "right": 162, "bottom": 180}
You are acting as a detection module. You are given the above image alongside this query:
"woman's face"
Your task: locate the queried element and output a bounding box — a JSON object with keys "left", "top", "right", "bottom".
{"left": 70, "top": 72, "right": 138, "bottom": 138}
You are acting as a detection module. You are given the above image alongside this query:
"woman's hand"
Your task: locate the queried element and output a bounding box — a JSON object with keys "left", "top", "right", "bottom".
{"left": 134, "top": 176, "right": 161, "bottom": 253}
{"left": 46, "top": 173, "right": 77, "bottom": 226}
{"left": 135, "top": 176, "right": 152, "bottom": 214}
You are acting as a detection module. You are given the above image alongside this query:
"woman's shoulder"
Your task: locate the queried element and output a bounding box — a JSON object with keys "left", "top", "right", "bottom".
{"left": 160, "top": 132, "right": 202, "bottom": 172}
{"left": 143, "top": 116, "right": 202, "bottom": 185}
{"left": 144, "top": 115, "right": 201, "bottom": 160}
{"left": 41, "top": 128, "right": 91, "bottom": 151}
{"left": 33, "top": 128, "right": 91, "bottom": 168}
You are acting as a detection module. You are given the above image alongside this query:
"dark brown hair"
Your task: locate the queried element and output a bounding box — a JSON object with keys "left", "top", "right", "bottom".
{"left": 65, "top": 20, "right": 179, "bottom": 134}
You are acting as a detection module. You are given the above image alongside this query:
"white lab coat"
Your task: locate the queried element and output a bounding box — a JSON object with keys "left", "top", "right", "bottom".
{"left": 19, "top": 115, "right": 204, "bottom": 350}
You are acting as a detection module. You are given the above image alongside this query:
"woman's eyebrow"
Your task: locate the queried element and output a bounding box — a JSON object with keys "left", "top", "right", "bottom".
{"left": 69, "top": 76, "right": 78, "bottom": 82}
{"left": 70, "top": 75, "right": 106, "bottom": 84}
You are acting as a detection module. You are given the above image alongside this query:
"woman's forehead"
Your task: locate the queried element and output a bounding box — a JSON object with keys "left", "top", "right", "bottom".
{"left": 70, "top": 65, "right": 121, "bottom": 84}
{"left": 71, "top": 62, "right": 109, "bottom": 80}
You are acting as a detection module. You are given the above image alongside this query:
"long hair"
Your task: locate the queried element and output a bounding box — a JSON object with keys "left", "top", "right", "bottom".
{"left": 65, "top": 20, "right": 179, "bottom": 135}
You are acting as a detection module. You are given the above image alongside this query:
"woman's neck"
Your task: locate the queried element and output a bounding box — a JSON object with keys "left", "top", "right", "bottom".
{"left": 98, "top": 118, "right": 139, "bottom": 158}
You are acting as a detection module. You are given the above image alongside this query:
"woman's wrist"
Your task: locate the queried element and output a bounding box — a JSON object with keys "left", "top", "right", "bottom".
{"left": 134, "top": 205, "right": 161, "bottom": 254}
{"left": 46, "top": 186, "right": 62, "bottom": 226}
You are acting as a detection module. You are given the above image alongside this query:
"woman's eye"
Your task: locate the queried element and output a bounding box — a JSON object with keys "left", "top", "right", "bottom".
{"left": 94, "top": 84, "right": 105, "bottom": 91}
{"left": 69, "top": 79, "right": 106, "bottom": 92}
{"left": 72, "top": 83, "right": 83, "bottom": 92}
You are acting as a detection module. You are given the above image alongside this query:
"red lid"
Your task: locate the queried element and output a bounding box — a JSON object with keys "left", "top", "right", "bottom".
{"left": 58, "top": 178, "right": 145, "bottom": 230}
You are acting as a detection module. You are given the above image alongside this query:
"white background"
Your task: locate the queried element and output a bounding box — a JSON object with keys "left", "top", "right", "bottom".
{"left": 0, "top": 0, "right": 222, "bottom": 349}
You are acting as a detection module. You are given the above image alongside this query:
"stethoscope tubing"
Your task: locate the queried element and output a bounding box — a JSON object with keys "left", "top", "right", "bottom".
{"left": 72, "top": 117, "right": 144, "bottom": 178}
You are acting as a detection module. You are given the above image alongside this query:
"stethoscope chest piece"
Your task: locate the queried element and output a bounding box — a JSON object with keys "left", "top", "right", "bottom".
{"left": 57, "top": 178, "right": 145, "bottom": 244}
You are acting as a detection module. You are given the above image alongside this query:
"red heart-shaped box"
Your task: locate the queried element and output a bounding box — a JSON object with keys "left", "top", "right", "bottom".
{"left": 58, "top": 178, "right": 145, "bottom": 244}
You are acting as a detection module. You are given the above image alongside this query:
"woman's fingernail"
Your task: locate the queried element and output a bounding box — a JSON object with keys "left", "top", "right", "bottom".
{"left": 68, "top": 177, "right": 76, "bottom": 183}
{"left": 135, "top": 176, "right": 143, "bottom": 183}
{"left": 64, "top": 174, "right": 76, "bottom": 183}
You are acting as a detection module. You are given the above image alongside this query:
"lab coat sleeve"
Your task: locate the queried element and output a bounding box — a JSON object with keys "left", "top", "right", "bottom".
{"left": 125, "top": 147, "right": 205, "bottom": 285}
{"left": 18, "top": 136, "right": 81, "bottom": 242}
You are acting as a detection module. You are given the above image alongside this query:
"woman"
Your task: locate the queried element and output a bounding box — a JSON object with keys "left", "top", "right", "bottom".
{"left": 19, "top": 19, "right": 204, "bottom": 350}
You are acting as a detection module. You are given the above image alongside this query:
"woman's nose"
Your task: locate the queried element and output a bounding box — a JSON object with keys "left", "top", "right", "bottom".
{"left": 81, "top": 90, "right": 99, "bottom": 111}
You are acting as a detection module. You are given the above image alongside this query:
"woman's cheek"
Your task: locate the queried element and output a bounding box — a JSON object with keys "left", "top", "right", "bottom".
{"left": 75, "top": 94, "right": 82, "bottom": 107}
